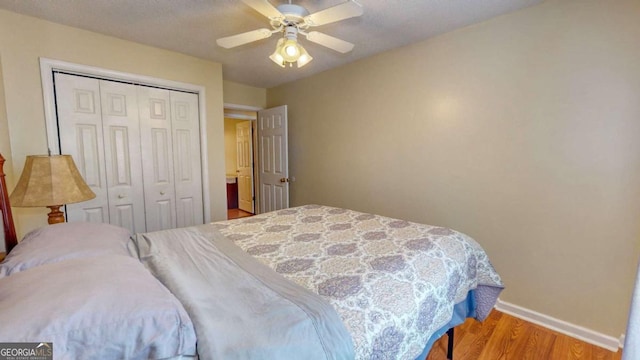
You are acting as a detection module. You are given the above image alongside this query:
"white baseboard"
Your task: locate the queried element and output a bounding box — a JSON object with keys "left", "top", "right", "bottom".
{"left": 495, "top": 299, "right": 621, "bottom": 352}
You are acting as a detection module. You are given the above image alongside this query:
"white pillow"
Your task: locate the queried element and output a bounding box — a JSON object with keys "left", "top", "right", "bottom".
{"left": 0, "top": 222, "right": 131, "bottom": 276}
{"left": 0, "top": 255, "right": 197, "bottom": 359}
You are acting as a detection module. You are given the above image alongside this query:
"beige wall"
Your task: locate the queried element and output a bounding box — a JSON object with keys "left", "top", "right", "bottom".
{"left": 268, "top": 0, "right": 640, "bottom": 338}
{"left": 223, "top": 80, "right": 266, "bottom": 108}
{"left": 0, "top": 9, "right": 228, "bottom": 238}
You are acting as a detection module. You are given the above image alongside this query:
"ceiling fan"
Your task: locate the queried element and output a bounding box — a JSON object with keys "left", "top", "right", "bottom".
{"left": 217, "top": 0, "right": 363, "bottom": 68}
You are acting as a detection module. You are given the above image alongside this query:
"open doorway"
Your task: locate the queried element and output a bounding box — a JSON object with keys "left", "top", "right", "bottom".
{"left": 224, "top": 105, "right": 259, "bottom": 220}
{"left": 224, "top": 104, "right": 290, "bottom": 219}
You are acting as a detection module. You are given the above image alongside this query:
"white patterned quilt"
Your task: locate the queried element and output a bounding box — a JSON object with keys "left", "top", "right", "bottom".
{"left": 206, "top": 205, "right": 503, "bottom": 360}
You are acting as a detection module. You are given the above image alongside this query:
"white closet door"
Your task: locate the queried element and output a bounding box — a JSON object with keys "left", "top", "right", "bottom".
{"left": 99, "top": 80, "right": 146, "bottom": 234}
{"left": 170, "top": 91, "right": 204, "bottom": 228}
{"left": 138, "top": 86, "right": 177, "bottom": 231}
{"left": 54, "top": 73, "right": 109, "bottom": 223}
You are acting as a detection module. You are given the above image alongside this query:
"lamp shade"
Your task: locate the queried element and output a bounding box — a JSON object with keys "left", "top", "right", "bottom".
{"left": 10, "top": 155, "right": 95, "bottom": 207}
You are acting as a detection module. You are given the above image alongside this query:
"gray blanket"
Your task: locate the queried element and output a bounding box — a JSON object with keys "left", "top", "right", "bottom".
{"left": 132, "top": 227, "right": 354, "bottom": 360}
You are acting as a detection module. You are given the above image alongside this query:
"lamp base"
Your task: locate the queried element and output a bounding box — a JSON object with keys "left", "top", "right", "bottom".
{"left": 46, "top": 205, "right": 65, "bottom": 225}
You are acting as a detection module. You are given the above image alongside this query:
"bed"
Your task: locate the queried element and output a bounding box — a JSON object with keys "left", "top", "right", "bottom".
{"left": 0, "top": 153, "right": 503, "bottom": 359}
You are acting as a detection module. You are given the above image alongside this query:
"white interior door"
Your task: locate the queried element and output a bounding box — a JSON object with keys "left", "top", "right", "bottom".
{"left": 138, "top": 86, "right": 177, "bottom": 231}
{"left": 236, "top": 121, "right": 254, "bottom": 213}
{"left": 170, "top": 90, "right": 204, "bottom": 227}
{"left": 258, "top": 105, "right": 289, "bottom": 213}
{"left": 54, "top": 73, "right": 110, "bottom": 224}
{"left": 99, "top": 80, "right": 146, "bottom": 234}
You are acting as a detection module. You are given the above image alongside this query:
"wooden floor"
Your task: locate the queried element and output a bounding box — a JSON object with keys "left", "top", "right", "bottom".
{"left": 227, "top": 208, "right": 253, "bottom": 220}
{"left": 426, "top": 310, "right": 623, "bottom": 360}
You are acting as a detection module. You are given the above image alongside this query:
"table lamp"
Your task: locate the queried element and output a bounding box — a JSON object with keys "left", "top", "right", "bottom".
{"left": 9, "top": 154, "right": 95, "bottom": 224}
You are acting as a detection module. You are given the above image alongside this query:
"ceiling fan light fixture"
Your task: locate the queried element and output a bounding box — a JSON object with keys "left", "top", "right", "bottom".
{"left": 269, "top": 52, "right": 286, "bottom": 67}
{"left": 269, "top": 38, "right": 286, "bottom": 67}
{"left": 282, "top": 39, "right": 300, "bottom": 61}
{"left": 296, "top": 45, "right": 313, "bottom": 68}
{"left": 217, "top": 0, "right": 363, "bottom": 70}
{"left": 270, "top": 35, "right": 313, "bottom": 68}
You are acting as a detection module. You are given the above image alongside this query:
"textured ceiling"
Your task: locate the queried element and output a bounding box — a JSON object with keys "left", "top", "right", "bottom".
{"left": 0, "top": 0, "right": 542, "bottom": 88}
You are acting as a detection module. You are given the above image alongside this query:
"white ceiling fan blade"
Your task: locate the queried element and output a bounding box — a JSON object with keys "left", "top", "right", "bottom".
{"left": 216, "top": 28, "right": 273, "bottom": 49}
{"left": 241, "top": 0, "right": 284, "bottom": 20}
{"left": 304, "top": 1, "right": 363, "bottom": 27}
{"left": 305, "top": 31, "right": 354, "bottom": 53}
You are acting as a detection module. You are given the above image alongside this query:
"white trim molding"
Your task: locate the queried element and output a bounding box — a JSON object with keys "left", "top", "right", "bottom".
{"left": 39, "top": 57, "right": 211, "bottom": 223}
{"left": 223, "top": 103, "right": 262, "bottom": 112}
{"left": 495, "top": 299, "right": 622, "bottom": 352}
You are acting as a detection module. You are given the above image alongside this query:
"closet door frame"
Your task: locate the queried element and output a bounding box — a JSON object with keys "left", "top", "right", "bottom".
{"left": 39, "top": 58, "right": 211, "bottom": 224}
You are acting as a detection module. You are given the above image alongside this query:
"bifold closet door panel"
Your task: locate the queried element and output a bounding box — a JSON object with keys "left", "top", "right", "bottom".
{"left": 54, "top": 73, "right": 205, "bottom": 232}
{"left": 99, "top": 80, "right": 147, "bottom": 234}
{"left": 170, "top": 91, "right": 204, "bottom": 228}
{"left": 138, "top": 86, "right": 177, "bottom": 232}
{"left": 54, "top": 73, "right": 110, "bottom": 224}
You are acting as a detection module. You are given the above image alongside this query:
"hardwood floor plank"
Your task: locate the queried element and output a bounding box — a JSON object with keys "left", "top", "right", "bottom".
{"left": 227, "top": 208, "right": 253, "bottom": 219}
{"left": 425, "top": 310, "right": 623, "bottom": 360}
{"left": 518, "top": 324, "right": 555, "bottom": 360}
{"left": 550, "top": 335, "right": 580, "bottom": 359}
{"left": 425, "top": 342, "right": 447, "bottom": 360}
{"left": 476, "top": 314, "right": 530, "bottom": 359}
{"left": 503, "top": 317, "right": 536, "bottom": 359}
{"left": 593, "top": 344, "right": 620, "bottom": 360}
{"left": 450, "top": 311, "right": 502, "bottom": 359}
{"left": 463, "top": 316, "right": 483, "bottom": 336}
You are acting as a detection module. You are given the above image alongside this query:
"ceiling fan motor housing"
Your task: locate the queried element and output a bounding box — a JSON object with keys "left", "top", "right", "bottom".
{"left": 284, "top": 26, "right": 298, "bottom": 40}
{"left": 276, "top": 3, "right": 309, "bottom": 26}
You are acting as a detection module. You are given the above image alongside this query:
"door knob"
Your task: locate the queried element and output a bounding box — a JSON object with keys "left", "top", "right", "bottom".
{"left": 279, "top": 178, "right": 289, "bottom": 183}
{"left": 160, "top": 191, "right": 166, "bottom": 195}
{"left": 118, "top": 194, "right": 126, "bottom": 199}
